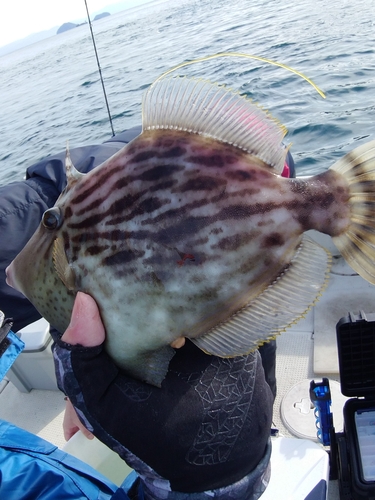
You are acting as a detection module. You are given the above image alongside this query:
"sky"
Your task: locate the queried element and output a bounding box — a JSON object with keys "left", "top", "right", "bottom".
{"left": 0, "top": 0, "right": 147, "bottom": 48}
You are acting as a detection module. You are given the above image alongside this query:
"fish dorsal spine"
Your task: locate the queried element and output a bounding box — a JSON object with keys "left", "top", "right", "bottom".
{"left": 142, "top": 76, "right": 288, "bottom": 173}
{"left": 65, "top": 143, "right": 85, "bottom": 189}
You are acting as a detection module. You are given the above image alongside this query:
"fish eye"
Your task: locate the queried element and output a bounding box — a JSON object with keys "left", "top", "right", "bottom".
{"left": 42, "top": 208, "right": 62, "bottom": 230}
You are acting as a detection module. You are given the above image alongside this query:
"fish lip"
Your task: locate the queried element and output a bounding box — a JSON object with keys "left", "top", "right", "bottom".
{"left": 5, "top": 264, "right": 15, "bottom": 289}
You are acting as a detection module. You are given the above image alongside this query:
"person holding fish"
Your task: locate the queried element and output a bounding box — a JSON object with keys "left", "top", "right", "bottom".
{"left": 55, "top": 290, "right": 275, "bottom": 499}
{"left": 3, "top": 71, "right": 375, "bottom": 499}
{"left": 0, "top": 290, "right": 274, "bottom": 500}
{"left": 0, "top": 121, "right": 280, "bottom": 499}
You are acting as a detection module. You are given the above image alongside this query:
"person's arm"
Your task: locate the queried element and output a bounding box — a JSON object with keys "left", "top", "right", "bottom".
{"left": 53, "top": 292, "right": 273, "bottom": 495}
{"left": 0, "top": 177, "right": 59, "bottom": 331}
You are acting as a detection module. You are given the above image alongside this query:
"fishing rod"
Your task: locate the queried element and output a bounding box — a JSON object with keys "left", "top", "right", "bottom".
{"left": 84, "top": 0, "right": 115, "bottom": 137}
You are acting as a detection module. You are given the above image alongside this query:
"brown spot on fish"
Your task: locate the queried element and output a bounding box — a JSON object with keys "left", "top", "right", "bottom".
{"left": 297, "top": 213, "right": 311, "bottom": 232}
{"left": 134, "top": 197, "right": 165, "bottom": 216}
{"left": 214, "top": 232, "right": 258, "bottom": 252}
{"left": 76, "top": 197, "right": 107, "bottom": 216}
{"left": 132, "top": 150, "right": 158, "bottom": 163}
{"left": 149, "top": 180, "right": 177, "bottom": 193}
{"left": 159, "top": 146, "right": 187, "bottom": 158}
{"left": 138, "top": 164, "right": 184, "bottom": 182}
{"left": 192, "top": 236, "right": 209, "bottom": 247}
{"left": 227, "top": 170, "right": 256, "bottom": 182}
{"left": 210, "top": 227, "right": 223, "bottom": 235}
{"left": 86, "top": 245, "right": 110, "bottom": 256}
{"left": 104, "top": 249, "right": 145, "bottom": 266}
{"left": 262, "top": 233, "right": 285, "bottom": 248}
{"left": 65, "top": 206, "right": 73, "bottom": 219}
{"left": 68, "top": 212, "right": 106, "bottom": 230}
{"left": 112, "top": 176, "right": 132, "bottom": 191}
{"left": 220, "top": 204, "right": 259, "bottom": 219}
{"left": 187, "top": 154, "right": 225, "bottom": 168}
{"left": 224, "top": 154, "right": 239, "bottom": 165}
{"left": 179, "top": 176, "right": 226, "bottom": 192}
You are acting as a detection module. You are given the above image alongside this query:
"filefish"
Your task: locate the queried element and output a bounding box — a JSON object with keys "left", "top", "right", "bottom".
{"left": 6, "top": 76, "right": 375, "bottom": 386}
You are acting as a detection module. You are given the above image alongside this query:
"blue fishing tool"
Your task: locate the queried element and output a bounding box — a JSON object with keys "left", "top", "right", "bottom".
{"left": 310, "top": 378, "right": 334, "bottom": 446}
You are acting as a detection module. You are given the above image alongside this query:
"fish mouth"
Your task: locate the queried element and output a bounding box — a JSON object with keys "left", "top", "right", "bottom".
{"left": 5, "top": 264, "right": 15, "bottom": 289}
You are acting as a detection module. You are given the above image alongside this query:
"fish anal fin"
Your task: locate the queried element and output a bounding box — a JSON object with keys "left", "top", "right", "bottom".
{"left": 125, "top": 346, "right": 176, "bottom": 387}
{"left": 191, "top": 236, "right": 331, "bottom": 357}
{"left": 329, "top": 139, "right": 375, "bottom": 284}
{"left": 52, "top": 237, "right": 76, "bottom": 291}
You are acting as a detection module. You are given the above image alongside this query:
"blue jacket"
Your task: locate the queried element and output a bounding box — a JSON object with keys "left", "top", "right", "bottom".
{"left": 0, "top": 419, "right": 135, "bottom": 499}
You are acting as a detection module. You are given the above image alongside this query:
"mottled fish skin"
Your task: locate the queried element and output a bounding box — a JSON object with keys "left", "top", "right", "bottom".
{"left": 8, "top": 128, "right": 351, "bottom": 382}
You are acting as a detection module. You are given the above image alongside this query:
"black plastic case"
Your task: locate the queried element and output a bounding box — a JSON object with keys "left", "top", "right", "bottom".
{"left": 335, "top": 311, "right": 375, "bottom": 500}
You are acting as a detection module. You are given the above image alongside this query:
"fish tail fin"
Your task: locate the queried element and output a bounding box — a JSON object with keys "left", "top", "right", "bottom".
{"left": 330, "top": 139, "right": 375, "bottom": 284}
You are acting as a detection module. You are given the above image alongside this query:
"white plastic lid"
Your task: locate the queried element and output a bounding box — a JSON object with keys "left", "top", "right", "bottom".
{"left": 280, "top": 379, "right": 347, "bottom": 441}
{"left": 17, "top": 318, "right": 51, "bottom": 352}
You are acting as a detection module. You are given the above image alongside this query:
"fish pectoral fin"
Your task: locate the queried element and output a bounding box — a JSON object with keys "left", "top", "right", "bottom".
{"left": 52, "top": 237, "right": 76, "bottom": 291}
{"left": 129, "top": 346, "right": 176, "bottom": 387}
{"left": 191, "top": 235, "right": 331, "bottom": 357}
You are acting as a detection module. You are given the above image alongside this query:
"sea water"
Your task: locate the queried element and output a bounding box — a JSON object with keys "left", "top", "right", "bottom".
{"left": 0, "top": 0, "right": 374, "bottom": 184}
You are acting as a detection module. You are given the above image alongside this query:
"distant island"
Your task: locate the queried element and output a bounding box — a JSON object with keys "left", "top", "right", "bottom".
{"left": 57, "top": 13, "right": 110, "bottom": 35}
{"left": 94, "top": 12, "right": 111, "bottom": 21}
{"left": 0, "top": 1, "right": 154, "bottom": 58}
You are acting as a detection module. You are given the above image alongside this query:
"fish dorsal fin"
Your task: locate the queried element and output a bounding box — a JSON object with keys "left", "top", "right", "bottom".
{"left": 52, "top": 237, "right": 76, "bottom": 291}
{"left": 65, "top": 142, "right": 84, "bottom": 189}
{"left": 142, "top": 76, "right": 288, "bottom": 172}
{"left": 191, "top": 235, "right": 331, "bottom": 357}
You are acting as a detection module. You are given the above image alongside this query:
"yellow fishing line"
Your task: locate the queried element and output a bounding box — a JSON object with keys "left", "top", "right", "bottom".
{"left": 155, "top": 52, "right": 326, "bottom": 98}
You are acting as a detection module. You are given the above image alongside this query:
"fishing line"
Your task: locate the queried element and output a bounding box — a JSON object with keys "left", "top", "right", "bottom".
{"left": 84, "top": 0, "right": 115, "bottom": 136}
{"left": 154, "top": 52, "right": 326, "bottom": 99}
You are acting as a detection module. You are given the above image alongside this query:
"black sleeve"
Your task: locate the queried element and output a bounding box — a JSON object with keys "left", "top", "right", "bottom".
{"left": 0, "top": 177, "right": 59, "bottom": 331}
{"left": 53, "top": 339, "right": 273, "bottom": 493}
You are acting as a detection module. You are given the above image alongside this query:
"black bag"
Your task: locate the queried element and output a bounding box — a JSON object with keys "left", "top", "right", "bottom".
{"left": 333, "top": 312, "right": 375, "bottom": 500}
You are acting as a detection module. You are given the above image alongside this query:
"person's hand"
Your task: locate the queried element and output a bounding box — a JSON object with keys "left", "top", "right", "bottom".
{"left": 61, "top": 291, "right": 105, "bottom": 347}
{"left": 63, "top": 398, "right": 94, "bottom": 441}
{"left": 60, "top": 292, "right": 104, "bottom": 441}
{"left": 52, "top": 291, "right": 273, "bottom": 494}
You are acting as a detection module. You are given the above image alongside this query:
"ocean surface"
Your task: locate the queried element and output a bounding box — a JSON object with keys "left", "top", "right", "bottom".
{"left": 0, "top": 0, "right": 374, "bottom": 184}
